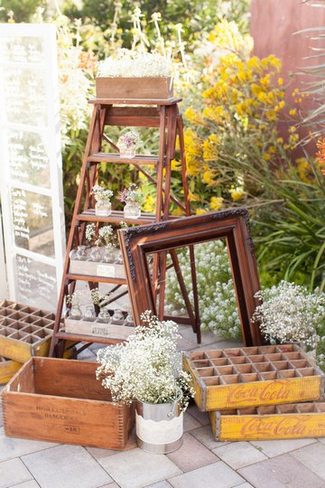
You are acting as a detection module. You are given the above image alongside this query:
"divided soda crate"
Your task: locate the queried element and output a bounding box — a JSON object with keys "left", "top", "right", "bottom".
{"left": 2, "top": 357, "right": 134, "bottom": 449}
{"left": 209, "top": 401, "right": 325, "bottom": 441}
{"left": 0, "top": 300, "right": 57, "bottom": 363}
{"left": 183, "top": 344, "right": 325, "bottom": 411}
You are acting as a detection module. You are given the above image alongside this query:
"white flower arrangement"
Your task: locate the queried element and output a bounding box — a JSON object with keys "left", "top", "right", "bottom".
{"left": 92, "top": 184, "right": 113, "bottom": 203}
{"left": 97, "top": 48, "right": 172, "bottom": 78}
{"left": 165, "top": 240, "right": 241, "bottom": 340}
{"left": 96, "top": 311, "right": 194, "bottom": 411}
{"left": 252, "top": 281, "right": 325, "bottom": 349}
{"left": 118, "top": 183, "right": 143, "bottom": 205}
{"left": 85, "top": 223, "right": 119, "bottom": 248}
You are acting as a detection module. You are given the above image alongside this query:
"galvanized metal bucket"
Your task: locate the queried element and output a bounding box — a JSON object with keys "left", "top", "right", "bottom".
{"left": 135, "top": 396, "right": 183, "bottom": 454}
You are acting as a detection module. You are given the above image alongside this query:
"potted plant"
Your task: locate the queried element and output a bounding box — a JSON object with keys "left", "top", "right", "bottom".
{"left": 96, "top": 311, "right": 194, "bottom": 454}
{"left": 92, "top": 185, "right": 113, "bottom": 216}
{"left": 96, "top": 48, "right": 173, "bottom": 100}
{"left": 117, "top": 129, "right": 140, "bottom": 159}
{"left": 252, "top": 281, "right": 325, "bottom": 355}
{"left": 118, "top": 183, "right": 142, "bottom": 219}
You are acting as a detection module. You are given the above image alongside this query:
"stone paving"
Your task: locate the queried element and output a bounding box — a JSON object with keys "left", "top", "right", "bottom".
{"left": 1, "top": 326, "right": 325, "bottom": 488}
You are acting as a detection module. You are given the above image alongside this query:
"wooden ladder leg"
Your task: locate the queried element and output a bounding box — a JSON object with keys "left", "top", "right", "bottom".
{"left": 177, "top": 114, "right": 201, "bottom": 343}
{"left": 152, "top": 106, "right": 167, "bottom": 310}
{"left": 49, "top": 105, "right": 104, "bottom": 357}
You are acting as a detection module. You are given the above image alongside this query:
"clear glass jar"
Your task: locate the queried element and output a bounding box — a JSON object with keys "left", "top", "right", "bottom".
{"left": 124, "top": 201, "right": 141, "bottom": 219}
{"left": 84, "top": 306, "right": 96, "bottom": 322}
{"left": 69, "top": 305, "right": 82, "bottom": 320}
{"left": 114, "top": 250, "right": 123, "bottom": 264}
{"left": 89, "top": 246, "right": 102, "bottom": 262}
{"left": 75, "top": 245, "right": 88, "bottom": 261}
{"left": 119, "top": 145, "right": 137, "bottom": 159}
{"left": 102, "top": 245, "right": 115, "bottom": 263}
{"left": 95, "top": 199, "right": 111, "bottom": 216}
{"left": 112, "top": 308, "right": 124, "bottom": 324}
{"left": 97, "top": 308, "right": 111, "bottom": 323}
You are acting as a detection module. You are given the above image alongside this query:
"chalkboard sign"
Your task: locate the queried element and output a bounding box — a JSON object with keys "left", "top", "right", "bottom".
{"left": 0, "top": 24, "right": 65, "bottom": 311}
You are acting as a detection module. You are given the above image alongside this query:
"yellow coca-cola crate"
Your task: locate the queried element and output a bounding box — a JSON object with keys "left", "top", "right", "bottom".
{"left": 183, "top": 344, "right": 324, "bottom": 411}
{"left": 210, "top": 401, "right": 325, "bottom": 441}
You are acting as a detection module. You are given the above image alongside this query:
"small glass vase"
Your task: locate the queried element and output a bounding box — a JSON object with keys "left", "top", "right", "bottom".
{"left": 69, "top": 305, "right": 82, "bottom": 320}
{"left": 89, "top": 246, "right": 102, "bottom": 262}
{"left": 112, "top": 308, "right": 124, "bottom": 324}
{"left": 84, "top": 306, "right": 96, "bottom": 322}
{"left": 124, "top": 201, "right": 141, "bottom": 219}
{"left": 102, "top": 245, "right": 115, "bottom": 263}
{"left": 95, "top": 199, "right": 111, "bottom": 217}
{"left": 119, "top": 144, "right": 137, "bottom": 159}
{"left": 97, "top": 308, "right": 111, "bottom": 324}
{"left": 74, "top": 245, "right": 87, "bottom": 261}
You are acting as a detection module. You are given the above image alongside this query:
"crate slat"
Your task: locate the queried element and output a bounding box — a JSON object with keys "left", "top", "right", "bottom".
{"left": 210, "top": 401, "right": 325, "bottom": 441}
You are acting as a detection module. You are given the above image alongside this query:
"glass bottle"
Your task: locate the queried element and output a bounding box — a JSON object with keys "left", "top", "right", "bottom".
{"left": 84, "top": 306, "right": 96, "bottom": 322}
{"left": 97, "top": 308, "right": 111, "bottom": 324}
{"left": 75, "top": 245, "right": 88, "bottom": 261}
{"left": 89, "top": 246, "right": 102, "bottom": 262}
{"left": 103, "top": 245, "right": 115, "bottom": 263}
{"left": 112, "top": 308, "right": 124, "bottom": 324}
{"left": 95, "top": 199, "right": 112, "bottom": 217}
{"left": 123, "top": 201, "right": 141, "bottom": 219}
{"left": 69, "top": 305, "right": 82, "bottom": 320}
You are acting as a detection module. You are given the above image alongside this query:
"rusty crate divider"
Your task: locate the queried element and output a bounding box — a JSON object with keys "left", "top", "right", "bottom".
{"left": 210, "top": 401, "right": 325, "bottom": 441}
{"left": 184, "top": 344, "right": 325, "bottom": 411}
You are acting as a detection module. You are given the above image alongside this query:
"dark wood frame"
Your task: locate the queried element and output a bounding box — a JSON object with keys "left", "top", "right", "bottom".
{"left": 118, "top": 208, "right": 263, "bottom": 346}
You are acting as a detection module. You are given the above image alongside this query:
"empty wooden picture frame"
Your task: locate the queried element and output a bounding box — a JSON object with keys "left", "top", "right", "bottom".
{"left": 118, "top": 208, "right": 263, "bottom": 346}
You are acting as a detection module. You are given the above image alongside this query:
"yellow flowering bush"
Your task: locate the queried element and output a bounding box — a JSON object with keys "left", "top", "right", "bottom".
{"left": 182, "top": 21, "right": 306, "bottom": 210}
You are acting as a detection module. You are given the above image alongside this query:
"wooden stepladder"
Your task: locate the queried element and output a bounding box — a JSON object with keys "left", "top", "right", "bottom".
{"left": 50, "top": 96, "right": 200, "bottom": 357}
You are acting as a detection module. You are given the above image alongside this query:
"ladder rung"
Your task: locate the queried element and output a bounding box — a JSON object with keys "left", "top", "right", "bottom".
{"left": 89, "top": 97, "right": 182, "bottom": 106}
{"left": 76, "top": 209, "right": 156, "bottom": 225}
{"left": 55, "top": 331, "right": 125, "bottom": 345}
{"left": 66, "top": 273, "right": 127, "bottom": 285}
{"left": 87, "top": 153, "right": 158, "bottom": 165}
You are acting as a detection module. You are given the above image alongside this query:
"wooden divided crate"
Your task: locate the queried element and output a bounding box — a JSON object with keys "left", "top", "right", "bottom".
{"left": 64, "top": 317, "right": 135, "bottom": 340}
{"left": 0, "top": 300, "right": 56, "bottom": 363}
{"left": 184, "top": 345, "right": 324, "bottom": 411}
{"left": 2, "top": 357, "right": 134, "bottom": 449}
{"left": 210, "top": 401, "right": 325, "bottom": 441}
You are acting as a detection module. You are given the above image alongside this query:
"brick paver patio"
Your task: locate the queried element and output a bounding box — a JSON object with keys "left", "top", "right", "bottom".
{"left": 1, "top": 326, "right": 324, "bottom": 488}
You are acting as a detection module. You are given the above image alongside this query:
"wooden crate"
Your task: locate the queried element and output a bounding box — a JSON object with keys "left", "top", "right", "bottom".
{"left": 210, "top": 401, "right": 325, "bottom": 441}
{"left": 70, "top": 259, "right": 125, "bottom": 279}
{"left": 183, "top": 344, "right": 324, "bottom": 411}
{"left": 0, "top": 357, "right": 21, "bottom": 384}
{"left": 0, "top": 301, "right": 56, "bottom": 363}
{"left": 2, "top": 357, "right": 134, "bottom": 449}
{"left": 96, "top": 76, "right": 173, "bottom": 100}
{"left": 64, "top": 318, "right": 135, "bottom": 340}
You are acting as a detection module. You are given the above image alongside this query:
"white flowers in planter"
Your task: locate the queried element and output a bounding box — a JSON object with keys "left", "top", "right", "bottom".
{"left": 97, "top": 48, "right": 172, "bottom": 78}
{"left": 253, "top": 281, "right": 325, "bottom": 349}
{"left": 96, "top": 311, "right": 194, "bottom": 411}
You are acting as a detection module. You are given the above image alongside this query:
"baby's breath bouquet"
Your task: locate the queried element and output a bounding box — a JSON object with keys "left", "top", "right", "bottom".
{"left": 253, "top": 281, "right": 325, "bottom": 350}
{"left": 96, "top": 312, "right": 194, "bottom": 411}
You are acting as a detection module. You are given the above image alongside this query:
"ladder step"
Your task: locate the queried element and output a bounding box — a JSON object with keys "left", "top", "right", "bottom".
{"left": 56, "top": 331, "right": 125, "bottom": 345}
{"left": 66, "top": 273, "right": 127, "bottom": 285}
{"left": 76, "top": 209, "right": 156, "bottom": 225}
{"left": 87, "top": 153, "right": 158, "bottom": 165}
